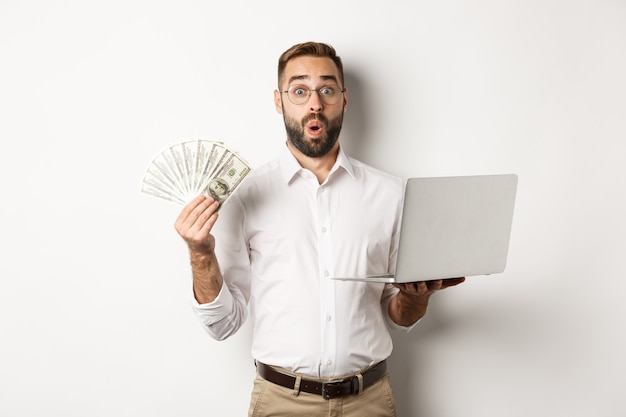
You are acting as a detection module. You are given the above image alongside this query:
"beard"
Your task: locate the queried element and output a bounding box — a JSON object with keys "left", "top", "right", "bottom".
{"left": 283, "top": 112, "right": 344, "bottom": 158}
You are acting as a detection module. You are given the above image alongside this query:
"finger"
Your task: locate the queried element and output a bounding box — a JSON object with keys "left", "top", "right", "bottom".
{"left": 175, "top": 195, "right": 207, "bottom": 229}
{"left": 441, "top": 277, "right": 466, "bottom": 288}
{"left": 197, "top": 205, "right": 219, "bottom": 234}
{"left": 398, "top": 282, "right": 427, "bottom": 295}
{"left": 417, "top": 281, "right": 429, "bottom": 294}
{"left": 410, "top": 282, "right": 422, "bottom": 293}
{"left": 393, "top": 283, "right": 411, "bottom": 293}
{"left": 187, "top": 202, "right": 219, "bottom": 238}
{"left": 176, "top": 196, "right": 218, "bottom": 231}
{"left": 429, "top": 279, "right": 443, "bottom": 292}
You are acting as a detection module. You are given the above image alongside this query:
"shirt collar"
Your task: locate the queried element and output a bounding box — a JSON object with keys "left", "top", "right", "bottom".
{"left": 279, "top": 142, "right": 356, "bottom": 184}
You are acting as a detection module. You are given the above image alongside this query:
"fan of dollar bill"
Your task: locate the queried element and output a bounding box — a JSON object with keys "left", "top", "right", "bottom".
{"left": 140, "top": 139, "right": 251, "bottom": 206}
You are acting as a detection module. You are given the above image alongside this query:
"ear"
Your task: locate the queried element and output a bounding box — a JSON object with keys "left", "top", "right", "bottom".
{"left": 274, "top": 90, "right": 283, "bottom": 114}
{"left": 342, "top": 87, "right": 348, "bottom": 112}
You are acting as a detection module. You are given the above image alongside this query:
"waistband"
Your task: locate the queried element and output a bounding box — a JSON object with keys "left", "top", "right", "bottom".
{"left": 256, "top": 360, "right": 387, "bottom": 400}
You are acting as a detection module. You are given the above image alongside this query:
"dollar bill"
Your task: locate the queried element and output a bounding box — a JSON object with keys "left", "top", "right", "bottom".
{"left": 140, "top": 139, "right": 251, "bottom": 207}
{"left": 181, "top": 140, "right": 199, "bottom": 193}
{"left": 140, "top": 182, "right": 186, "bottom": 205}
{"left": 197, "top": 142, "right": 229, "bottom": 190}
{"left": 201, "top": 151, "right": 251, "bottom": 206}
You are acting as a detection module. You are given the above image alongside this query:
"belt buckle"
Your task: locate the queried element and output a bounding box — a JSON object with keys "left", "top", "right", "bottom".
{"left": 321, "top": 380, "right": 348, "bottom": 400}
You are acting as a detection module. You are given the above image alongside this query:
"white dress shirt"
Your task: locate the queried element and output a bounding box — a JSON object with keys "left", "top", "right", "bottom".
{"left": 191, "top": 145, "right": 410, "bottom": 378}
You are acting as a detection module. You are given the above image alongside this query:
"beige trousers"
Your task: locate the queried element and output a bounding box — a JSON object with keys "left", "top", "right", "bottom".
{"left": 248, "top": 372, "right": 397, "bottom": 417}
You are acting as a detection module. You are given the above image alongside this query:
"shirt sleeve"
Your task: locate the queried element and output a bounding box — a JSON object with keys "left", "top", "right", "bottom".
{"left": 380, "top": 284, "right": 419, "bottom": 332}
{"left": 189, "top": 194, "right": 251, "bottom": 341}
{"left": 380, "top": 179, "right": 417, "bottom": 332}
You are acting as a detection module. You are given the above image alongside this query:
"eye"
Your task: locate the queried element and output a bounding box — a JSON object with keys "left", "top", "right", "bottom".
{"left": 292, "top": 86, "right": 308, "bottom": 96}
{"left": 320, "top": 87, "right": 335, "bottom": 95}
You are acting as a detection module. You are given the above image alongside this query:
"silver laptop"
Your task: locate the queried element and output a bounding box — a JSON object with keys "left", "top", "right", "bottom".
{"left": 332, "top": 174, "right": 518, "bottom": 283}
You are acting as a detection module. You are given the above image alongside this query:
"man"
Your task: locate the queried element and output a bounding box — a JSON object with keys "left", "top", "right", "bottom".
{"left": 175, "top": 42, "right": 465, "bottom": 417}
{"left": 206, "top": 177, "right": 229, "bottom": 203}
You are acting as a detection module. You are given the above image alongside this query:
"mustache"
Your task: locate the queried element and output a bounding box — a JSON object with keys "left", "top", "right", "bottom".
{"left": 303, "top": 113, "right": 329, "bottom": 125}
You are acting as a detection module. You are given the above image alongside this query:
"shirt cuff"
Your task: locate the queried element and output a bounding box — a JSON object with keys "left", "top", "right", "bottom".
{"left": 386, "top": 315, "right": 420, "bottom": 332}
{"left": 190, "top": 282, "right": 234, "bottom": 324}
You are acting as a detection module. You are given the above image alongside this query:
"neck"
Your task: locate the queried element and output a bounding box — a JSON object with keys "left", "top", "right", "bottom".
{"left": 286, "top": 141, "right": 339, "bottom": 184}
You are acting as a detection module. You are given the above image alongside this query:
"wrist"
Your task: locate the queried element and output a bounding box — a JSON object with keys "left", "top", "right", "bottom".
{"left": 397, "top": 290, "right": 430, "bottom": 308}
{"left": 189, "top": 246, "right": 215, "bottom": 259}
{"left": 389, "top": 291, "right": 429, "bottom": 327}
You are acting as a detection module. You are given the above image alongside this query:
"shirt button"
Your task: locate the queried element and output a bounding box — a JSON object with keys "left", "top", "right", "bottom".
{"left": 324, "top": 271, "right": 329, "bottom": 277}
{"left": 327, "top": 315, "right": 332, "bottom": 322}
{"left": 321, "top": 227, "right": 327, "bottom": 233}
{"left": 327, "top": 360, "right": 333, "bottom": 366}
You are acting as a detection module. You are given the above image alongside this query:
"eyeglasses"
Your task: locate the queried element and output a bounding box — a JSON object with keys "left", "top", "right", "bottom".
{"left": 282, "top": 84, "right": 345, "bottom": 105}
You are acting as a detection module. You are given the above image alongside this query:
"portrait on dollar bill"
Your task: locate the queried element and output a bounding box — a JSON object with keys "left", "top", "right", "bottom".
{"left": 206, "top": 177, "right": 230, "bottom": 203}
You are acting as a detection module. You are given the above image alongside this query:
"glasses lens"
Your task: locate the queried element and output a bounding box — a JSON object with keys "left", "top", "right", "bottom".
{"left": 287, "top": 85, "right": 343, "bottom": 105}
{"left": 288, "top": 86, "right": 309, "bottom": 105}
{"left": 318, "top": 86, "right": 340, "bottom": 104}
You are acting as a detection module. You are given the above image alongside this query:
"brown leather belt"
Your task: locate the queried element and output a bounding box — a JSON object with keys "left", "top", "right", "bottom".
{"left": 256, "top": 360, "right": 387, "bottom": 400}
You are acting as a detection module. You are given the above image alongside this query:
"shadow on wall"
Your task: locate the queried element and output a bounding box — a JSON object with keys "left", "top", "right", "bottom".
{"left": 340, "top": 70, "right": 375, "bottom": 162}
{"left": 388, "top": 301, "right": 467, "bottom": 417}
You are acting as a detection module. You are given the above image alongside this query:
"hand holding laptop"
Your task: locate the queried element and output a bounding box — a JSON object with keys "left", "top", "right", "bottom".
{"left": 388, "top": 277, "right": 467, "bottom": 326}
{"left": 393, "top": 277, "right": 466, "bottom": 297}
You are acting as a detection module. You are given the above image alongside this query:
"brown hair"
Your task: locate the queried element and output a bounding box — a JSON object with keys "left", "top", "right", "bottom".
{"left": 277, "top": 41, "right": 344, "bottom": 88}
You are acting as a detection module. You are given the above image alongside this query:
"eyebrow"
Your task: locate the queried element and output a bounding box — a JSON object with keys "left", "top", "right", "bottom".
{"left": 287, "top": 74, "right": 339, "bottom": 85}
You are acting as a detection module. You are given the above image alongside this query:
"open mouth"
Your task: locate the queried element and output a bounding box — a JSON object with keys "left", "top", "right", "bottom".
{"left": 306, "top": 120, "right": 323, "bottom": 135}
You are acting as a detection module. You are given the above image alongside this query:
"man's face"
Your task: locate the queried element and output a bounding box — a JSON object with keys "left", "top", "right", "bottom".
{"left": 210, "top": 180, "right": 227, "bottom": 196}
{"left": 274, "top": 56, "right": 347, "bottom": 158}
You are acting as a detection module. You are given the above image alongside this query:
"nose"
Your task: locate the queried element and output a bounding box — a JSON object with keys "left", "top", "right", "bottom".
{"left": 308, "top": 90, "right": 323, "bottom": 113}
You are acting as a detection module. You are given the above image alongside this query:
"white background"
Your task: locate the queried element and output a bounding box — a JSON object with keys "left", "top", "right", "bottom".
{"left": 1, "top": 1, "right": 625, "bottom": 416}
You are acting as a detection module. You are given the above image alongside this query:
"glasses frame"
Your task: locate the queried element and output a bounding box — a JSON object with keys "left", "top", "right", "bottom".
{"left": 281, "top": 84, "right": 346, "bottom": 105}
